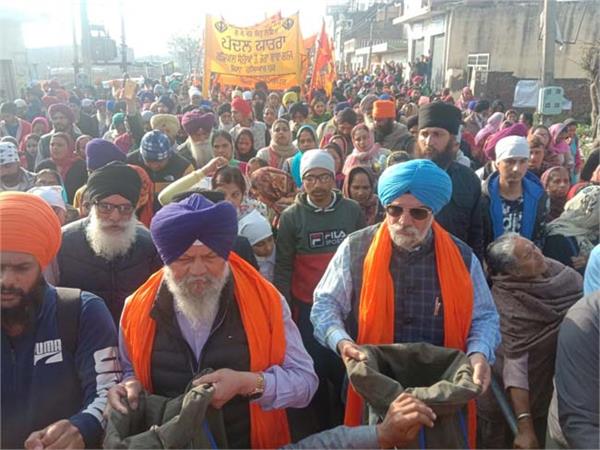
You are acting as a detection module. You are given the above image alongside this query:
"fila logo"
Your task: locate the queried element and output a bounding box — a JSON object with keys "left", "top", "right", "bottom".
{"left": 309, "top": 229, "right": 347, "bottom": 249}
{"left": 33, "top": 339, "right": 63, "bottom": 366}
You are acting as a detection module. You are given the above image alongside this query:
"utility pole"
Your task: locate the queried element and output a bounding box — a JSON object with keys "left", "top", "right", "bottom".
{"left": 71, "top": 6, "right": 80, "bottom": 86}
{"left": 80, "top": 0, "right": 92, "bottom": 82}
{"left": 120, "top": 0, "right": 128, "bottom": 73}
{"left": 366, "top": 19, "right": 374, "bottom": 72}
{"left": 541, "top": 0, "right": 556, "bottom": 87}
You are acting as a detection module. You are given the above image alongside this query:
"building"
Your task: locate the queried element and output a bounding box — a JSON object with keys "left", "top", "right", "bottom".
{"left": 394, "top": 0, "right": 600, "bottom": 117}
{"left": 328, "top": 0, "right": 408, "bottom": 72}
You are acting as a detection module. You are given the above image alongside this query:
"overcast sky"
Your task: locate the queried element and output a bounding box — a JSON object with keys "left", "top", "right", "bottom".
{"left": 4, "top": 0, "right": 328, "bottom": 57}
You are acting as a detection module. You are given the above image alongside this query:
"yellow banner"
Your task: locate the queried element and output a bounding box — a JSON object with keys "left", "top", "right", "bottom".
{"left": 203, "top": 13, "right": 302, "bottom": 95}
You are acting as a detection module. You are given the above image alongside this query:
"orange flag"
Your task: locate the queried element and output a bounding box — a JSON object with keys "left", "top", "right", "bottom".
{"left": 309, "top": 21, "right": 336, "bottom": 97}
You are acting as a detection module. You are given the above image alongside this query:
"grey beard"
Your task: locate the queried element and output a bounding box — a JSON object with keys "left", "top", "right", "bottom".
{"left": 85, "top": 210, "right": 137, "bottom": 260}
{"left": 164, "top": 264, "right": 230, "bottom": 330}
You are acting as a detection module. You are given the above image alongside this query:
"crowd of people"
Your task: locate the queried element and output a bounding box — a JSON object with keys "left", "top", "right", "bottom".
{"left": 1, "top": 64, "right": 599, "bottom": 449}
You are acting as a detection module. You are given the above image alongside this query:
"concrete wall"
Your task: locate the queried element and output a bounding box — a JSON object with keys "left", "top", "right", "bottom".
{"left": 446, "top": 1, "right": 600, "bottom": 80}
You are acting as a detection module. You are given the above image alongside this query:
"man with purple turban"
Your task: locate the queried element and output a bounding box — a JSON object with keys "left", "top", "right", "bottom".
{"left": 107, "top": 194, "right": 317, "bottom": 449}
{"left": 177, "top": 110, "right": 215, "bottom": 169}
{"left": 36, "top": 103, "right": 82, "bottom": 167}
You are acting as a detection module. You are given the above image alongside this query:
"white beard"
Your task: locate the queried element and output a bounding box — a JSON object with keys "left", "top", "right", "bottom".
{"left": 388, "top": 221, "right": 430, "bottom": 251}
{"left": 189, "top": 137, "right": 213, "bottom": 166}
{"left": 163, "top": 264, "right": 230, "bottom": 329}
{"left": 85, "top": 209, "right": 137, "bottom": 260}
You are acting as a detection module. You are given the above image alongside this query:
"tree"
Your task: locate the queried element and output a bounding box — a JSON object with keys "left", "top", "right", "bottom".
{"left": 167, "top": 28, "right": 203, "bottom": 74}
{"left": 580, "top": 39, "right": 600, "bottom": 139}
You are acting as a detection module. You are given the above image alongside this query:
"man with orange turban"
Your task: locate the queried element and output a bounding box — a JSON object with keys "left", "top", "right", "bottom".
{"left": 1, "top": 192, "right": 120, "bottom": 449}
{"left": 372, "top": 99, "right": 415, "bottom": 153}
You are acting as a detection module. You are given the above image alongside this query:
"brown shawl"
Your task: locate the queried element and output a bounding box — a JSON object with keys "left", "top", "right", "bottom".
{"left": 491, "top": 258, "right": 583, "bottom": 357}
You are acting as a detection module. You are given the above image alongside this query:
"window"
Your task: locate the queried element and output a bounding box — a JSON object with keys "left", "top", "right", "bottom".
{"left": 467, "top": 53, "right": 490, "bottom": 89}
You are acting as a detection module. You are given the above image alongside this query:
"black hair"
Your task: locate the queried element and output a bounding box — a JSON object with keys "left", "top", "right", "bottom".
{"left": 212, "top": 165, "right": 246, "bottom": 193}
{"left": 211, "top": 130, "right": 233, "bottom": 147}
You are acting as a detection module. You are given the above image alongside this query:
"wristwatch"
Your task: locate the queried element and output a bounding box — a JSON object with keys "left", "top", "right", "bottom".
{"left": 247, "top": 373, "right": 265, "bottom": 400}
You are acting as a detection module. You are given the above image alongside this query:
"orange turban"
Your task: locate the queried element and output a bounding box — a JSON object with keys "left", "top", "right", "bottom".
{"left": 0, "top": 192, "right": 62, "bottom": 269}
{"left": 372, "top": 100, "right": 396, "bottom": 120}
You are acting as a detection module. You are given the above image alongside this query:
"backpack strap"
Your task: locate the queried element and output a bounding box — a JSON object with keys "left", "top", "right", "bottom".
{"left": 55, "top": 287, "right": 82, "bottom": 355}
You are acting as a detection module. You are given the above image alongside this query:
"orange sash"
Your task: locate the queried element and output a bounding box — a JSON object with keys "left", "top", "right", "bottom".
{"left": 344, "top": 221, "right": 477, "bottom": 448}
{"left": 121, "top": 252, "right": 291, "bottom": 449}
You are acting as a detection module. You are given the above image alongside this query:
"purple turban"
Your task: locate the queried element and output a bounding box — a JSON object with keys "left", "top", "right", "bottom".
{"left": 48, "top": 103, "right": 75, "bottom": 123}
{"left": 85, "top": 138, "right": 127, "bottom": 171}
{"left": 181, "top": 111, "right": 215, "bottom": 135}
{"left": 150, "top": 194, "right": 238, "bottom": 264}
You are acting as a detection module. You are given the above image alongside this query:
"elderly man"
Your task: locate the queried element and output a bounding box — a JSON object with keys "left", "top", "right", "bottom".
{"left": 107, "top": 194, "right": 317, "bottom": 449}
{"left": 230, "top": 97, "right": 267, "bottom": 150}
{"left": 1, "top": 192, "right": 120, "bottom": 449}
{"left": 36, "top": 103, "right": 82, "bottom": 166}
{"left": 275, "top": 149, "right": 365, "bottom": 431}
{"left": 311, "top": 159, "right": 500, "bottom": 446}
{"left": 416, "top": 102, "right": 485, "bottom": 260}
{"left": 177, "top": 110, "right": 215, "bottom": 169}
{"left": 127, "top": 130, "right": 194, "bottom": 210}
{"left": 57, "top": 162, "right": 162, "bottom": 323}
{"left": 482, "top": 135, "right": 547, "bottom": 250}
{"left": 0, "top": 142, "right": 35, "bottom": 192}
{"left": 479, "top": 233, "right": 583, "bottom": 449}
{"left": 372, "top": 100, "right": 414, "bottom": 153}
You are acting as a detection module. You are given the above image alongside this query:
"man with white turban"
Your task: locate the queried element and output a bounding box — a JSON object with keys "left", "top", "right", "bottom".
{"left": 311, "top": 159, "right": 501, "bottom": 446}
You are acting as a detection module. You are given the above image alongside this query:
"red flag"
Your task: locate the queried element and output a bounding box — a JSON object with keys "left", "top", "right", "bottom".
{"left": 310, "top": 21, "right": 336, "bottom": 97}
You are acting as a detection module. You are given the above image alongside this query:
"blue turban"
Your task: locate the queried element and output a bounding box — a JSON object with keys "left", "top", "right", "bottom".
{"left": 150, "top": 194, "right": 238, "bottom": 264}
{"left": 377, "top": 159, "right": 452, "bottom": 214}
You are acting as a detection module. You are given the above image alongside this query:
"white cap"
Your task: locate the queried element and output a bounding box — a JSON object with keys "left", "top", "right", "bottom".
{"left": 495, "top": 136, "right": 530, "bottom": 162}
{"left": 0, "top": 142, "right": 19, "bottom": 165}
{"left": 28, "top": 186, "right": 66, "bottom": 212}
{"left": 81, "top": 98, "right": 94, "bottom": 108}
{"left": 238, "top": 209, "right": 272, "bottom": 245}
{"left": 242, "top": 90, "right": 253, "bottom": 101}
{"left": 14, "top": 99, "right": 27, "bottom": 108}
{"left": 231, "top": 90, "right": 243, "bottom": 99}
{"left": 300, "top": 149, "right": 335, "bottom": 179}
{"left": 188, "top": 87, "right": 202, "bottom": 98}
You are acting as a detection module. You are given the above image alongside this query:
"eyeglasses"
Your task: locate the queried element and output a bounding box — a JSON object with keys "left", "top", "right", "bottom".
{"left": 303, "top": 173, "right": 333, "bottom": 184}
{"left": 385, "top": 205, "right": 431, "bottom": 221}
{"left": 94, "top": 201, "right": 134, "bottom": 215}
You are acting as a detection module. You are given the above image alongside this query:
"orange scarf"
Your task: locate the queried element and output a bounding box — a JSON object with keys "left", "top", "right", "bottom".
{"left": 121, "top": 252, "right": 291, "bottom": 449}
{"left": 344, "top": 221, "right": 477, "bottom": 448}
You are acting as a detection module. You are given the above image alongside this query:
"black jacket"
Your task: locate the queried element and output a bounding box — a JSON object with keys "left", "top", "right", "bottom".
{"left": 435, "top": 162, "right": 484, "bottom": 262}
{"left": 57, "top": 218, "right": 162, "bottom": 323}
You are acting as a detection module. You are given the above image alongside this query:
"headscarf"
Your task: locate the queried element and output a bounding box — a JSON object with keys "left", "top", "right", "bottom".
{"left": 541, "top": 166, "right": 570, "bottom": 221}
{"left": 31, "top": 117, "right": 50, "bottom": 135}
{"left": 268, "top": 119, "right": 297, "bottom": 163}
{"left": 455, "top": 87, "right": 474, "bottom": 110}
{"left": 377, "top": 159, "right": 452, "bottom": 213}
{"left": 289, "top": 125, "right": 318, "bottom": 186}
{"left": 549, "top": 123, "right": 570, "bottom": 155}
{"left": 0, "top": 192, "right": 62, "bottom": 269}
{"left": 234, "top": 128, "right": 256, "bottom": 163}
{"left": 150, "top": 194, "right": 238, "bottom": 264}
{"left": 128, "top": 164, "right": 154, "bottom": 228}
{"left": 343, "top": 124, "right": 382, "bottom": 176}
{"left": 250, "top": 167, "right": 297, "bottom": 215}
{"left": 49, "top": 132, "right": 78, "bottom": 180}
{"left": 483, "top": 122, "right": 528, "bottom": 161}
{"left": 343, "top": 166, "right": 381, "bottom": 226}
{"left": 546, "top": 185, "right": 600, "bottom": 255}
{"left": 474, "top": 112, "right": 504, "bottom": 148}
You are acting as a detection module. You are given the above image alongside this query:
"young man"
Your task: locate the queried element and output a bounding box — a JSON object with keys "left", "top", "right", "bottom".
{"left": 0, "top": 142, "right": 35, "bottom": 192}
{"left": 1, "top": 192, "right": 120, "bottom": 449}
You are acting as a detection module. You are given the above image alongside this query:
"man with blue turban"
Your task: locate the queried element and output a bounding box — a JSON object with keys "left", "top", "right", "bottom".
{"left": 312, "top": 159, "right": 500, "bottom": 441}
{"left": 108, "top": 194, "right": 317, "bottom": 449}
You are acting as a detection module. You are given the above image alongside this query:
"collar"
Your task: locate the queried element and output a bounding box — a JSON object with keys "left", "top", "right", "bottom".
{"left": 306, "top": 191, "right": 337, "bottom": 212}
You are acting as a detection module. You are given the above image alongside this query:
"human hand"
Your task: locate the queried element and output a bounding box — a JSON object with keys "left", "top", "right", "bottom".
{"left": 193, "top": 368, "right": 257, "bottom": 409}
{"left": 513, "top": 423, "right": 539, "bottom": 449}
{"left": 201, "top": 157, "right": 229, "bottom": 177}
{"left": 105, "top": 377, "right": 143, "bottom": 415}
{"left": 376, "top": 393, "right": 436, "bottom": 448}
{"left": 337, "top": 339, "right": 367, "bottom": 365}
{"left": 469, "top": 352, "right": 491, "bottom": 393}
{"left": 571, "top": 254, "right": 588, "bottom": 270}
{"left": 24, "top": 420, "right": 84, "bottom": 450}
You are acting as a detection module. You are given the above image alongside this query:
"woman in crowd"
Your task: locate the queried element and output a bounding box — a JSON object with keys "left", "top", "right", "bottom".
{"left": 343, "top": 124, "right": 389, "bottom": 176}
{"left": 310, "top": 97, "right": 331, "bottom": 125}
{"left": 474, "top": 112, "right": 504, "bottom": 162}
{"left": 249, "top": 166, "right": 297, "bottom": 227}
{"left": 31, "top": 117, "right": 50, "bottom": 136}
{"left": 324, "top": 142, "right": 345, "bottom": 189}
{"left": 342, "top": 166, "right": 384, "bottom": 226}
{"left": 256, "top": 119, "right": 298, "bottom": 170}
{"left": 35, "top": 132, "right": 87, "bottom": 203}
{"left": 211, "top": 130, "right": 247, "bottom": 173}
{"left": 18, "top": 133, "right": 40, "bottom": 171}
{"left": 234, "top": 128, "right": 256, "bottom": 163}
{"left": 544, "top": 185, "right": 600, "bottom": 275}
{"left": 541, "top": 166, "right": 571, "bottom": 221}
{"left": 549, "top": 123, "right": 574, "bottom": 171}
{"left": 75, "top": 135, "right": 92, "bottom": 159}
{"left": 284, "top": 124, "right": 318, "bottom": 187}
{"left": 530, "top": 124, "right": 561, "bottom": 169}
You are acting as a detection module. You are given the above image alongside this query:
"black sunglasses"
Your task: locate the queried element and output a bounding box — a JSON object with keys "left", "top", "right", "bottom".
{"left": 385, "top": 205, "right": 431, "bottom": 221}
